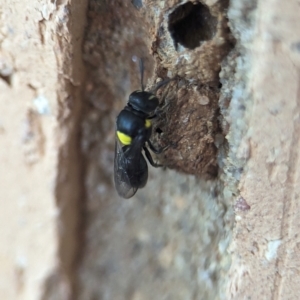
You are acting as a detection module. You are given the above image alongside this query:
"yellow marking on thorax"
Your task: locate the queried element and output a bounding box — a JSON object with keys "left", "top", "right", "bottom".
{"left": 117, "top": 131, "right": 132, "bottom": 145}
{"left": 145, "top": 119, "right": 151, "bottom": 128}
{"left": 149, "top": 95, "right": 156, "bottom": 100}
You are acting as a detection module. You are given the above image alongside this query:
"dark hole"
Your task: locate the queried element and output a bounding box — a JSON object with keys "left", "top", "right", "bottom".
{"left": 168, "top": 2, "right": 217, "bottom": 50}
{"left": 156, "top": 128, "right": 163, "bottom": 134}
{"left": 0, "top": 74, "right": 12, "bottom": 86}
{"left": 131, "top": 0, "right": 143, "bottom": 9}
{"left": 207, "top": 165, "right": 218, "bottom": 178}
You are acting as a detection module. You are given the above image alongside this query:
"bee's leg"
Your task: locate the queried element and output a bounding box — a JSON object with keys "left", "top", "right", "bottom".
{"left": 143, "top": 146, "right": 162, "bottom": 167}
{"left": 148, "top": 114, "right": 158, "bottom": 120}
{"left": 147, "top": 140, "right": 169, "bottom": 154}
{"left": 150, "top": 78, "right": 171, "bottom": 94}
{"left": 148, "top": 102, "right": 171, "bottom": 120}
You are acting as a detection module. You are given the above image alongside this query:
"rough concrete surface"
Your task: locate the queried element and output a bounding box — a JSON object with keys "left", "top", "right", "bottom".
{"left": 1, "top": 0, "right": 300, "bottom": 299}
{"left": 226, "top": 0, "right": 300, "bottom": 299}
{"left": 0, "top": 0, "right": 86, "bottom": 299}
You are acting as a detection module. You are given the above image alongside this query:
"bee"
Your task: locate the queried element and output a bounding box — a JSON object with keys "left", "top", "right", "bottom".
{"left": 114, "top": 58, "right": 169, "bottom": 199}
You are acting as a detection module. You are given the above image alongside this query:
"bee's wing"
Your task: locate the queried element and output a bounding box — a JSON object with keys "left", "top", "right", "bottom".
{"left": 114, "top": 138, "right": 138, "bottom": 199}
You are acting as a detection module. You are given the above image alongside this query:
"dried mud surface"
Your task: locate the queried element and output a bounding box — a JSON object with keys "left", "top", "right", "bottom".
{"left": 79, "top": 0, "right": 234, "bottom": 299}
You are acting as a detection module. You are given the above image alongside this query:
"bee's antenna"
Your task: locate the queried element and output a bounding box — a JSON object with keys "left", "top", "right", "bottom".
{"left": 139, "top": 58, "right": 145, "bottom": 91}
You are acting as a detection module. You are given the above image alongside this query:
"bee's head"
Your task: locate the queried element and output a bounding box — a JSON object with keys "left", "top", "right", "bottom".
{"left": 128, "top": 57, "right": 170, "bottom": 114}
{"left": 128, "top": 90, "right": 159, "bottom": 114}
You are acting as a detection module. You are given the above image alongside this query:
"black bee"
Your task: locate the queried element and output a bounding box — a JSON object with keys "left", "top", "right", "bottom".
{"left": 114, "top": 58, "right": 168, "bottom": 199}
